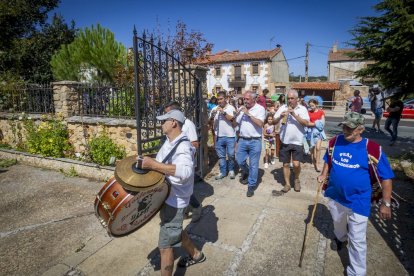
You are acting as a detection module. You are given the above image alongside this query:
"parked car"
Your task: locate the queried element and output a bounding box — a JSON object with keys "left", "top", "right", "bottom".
{"left": 383, "top": 99, "right": 414, "bottom": 119}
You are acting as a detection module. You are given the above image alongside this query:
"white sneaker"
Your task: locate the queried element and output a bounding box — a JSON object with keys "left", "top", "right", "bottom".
{"left": 264, "top": 163, "right": 269, "bottom": 169}
{"left": 229, "top": 171, "right": 235, "bottom": 179}
{"left": 271, "top": 159, "right": 275, "bottom": 165}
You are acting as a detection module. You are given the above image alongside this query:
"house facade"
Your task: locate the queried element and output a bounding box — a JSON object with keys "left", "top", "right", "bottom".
{"left": 328, "top": 45, "right": 375, "bottom": 83}
{"left": 292, "top": 82, "right": 340, "bottom": 108}
{"left": 196, "top": 47, "right": 289, "bottom": 96}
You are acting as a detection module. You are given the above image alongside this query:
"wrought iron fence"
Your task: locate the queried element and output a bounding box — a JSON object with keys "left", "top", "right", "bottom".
{"left": 75, "top": 84, "right": 136, "bottom": 118}
{"left": 0, "top": 83, "right": 54, "bottom": 114}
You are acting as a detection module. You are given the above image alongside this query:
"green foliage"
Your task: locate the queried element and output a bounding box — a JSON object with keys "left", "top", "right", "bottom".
{"left": 349, "top": 0, "right": 414, "bottom": 93}
{"left": 24, "top": 115, "right": 73, "bottom": 158}
{"left": 0, "top": 1, "right": 76, "bottom": 83}
{"left": 60, "top": 166, "right": 79, "bottom": 177}
{"left": 89, "top": 134, "right": 126, "bottom": 166}
{"left": 51, "top": 24, "right": 127, "bottom": 84}
{"left": 142, "top": 140, "right": 161, "bottom": 154}
{"left": 0, "top": 158, "right": 17, "bottom": 168}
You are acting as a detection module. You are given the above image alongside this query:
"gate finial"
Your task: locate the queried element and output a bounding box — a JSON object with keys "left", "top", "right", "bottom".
{"left": 133, "top": 25, "right": 137, "bottom": 36}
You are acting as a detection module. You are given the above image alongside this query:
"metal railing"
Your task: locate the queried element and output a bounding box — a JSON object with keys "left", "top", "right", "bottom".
{"left": 0, "top": 83, "right": 54, "bottom": 114}
{"left": 76, "top": 84, "right": 136, "bottom": 119}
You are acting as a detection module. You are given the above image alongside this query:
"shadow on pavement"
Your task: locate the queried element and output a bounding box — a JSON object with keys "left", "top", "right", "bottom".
{"left": 146, "top": 205, "right": 219, "bottom": 275}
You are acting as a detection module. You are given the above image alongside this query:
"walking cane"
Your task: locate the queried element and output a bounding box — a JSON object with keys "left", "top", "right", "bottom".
{"left": 298, "top": 178, "right": 325, "bottom": 267}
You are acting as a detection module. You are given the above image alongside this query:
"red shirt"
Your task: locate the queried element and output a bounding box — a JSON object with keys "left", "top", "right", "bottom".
{"left": 308, "top": 109, "right": 325, "bottom": 123}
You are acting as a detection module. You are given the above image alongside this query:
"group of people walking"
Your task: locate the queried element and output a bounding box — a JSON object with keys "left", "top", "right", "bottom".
{"left": 138, "top": 89, "right": 395, "bottom": 276}
{"left": 209, "top": 89, "right": 326, "bottom": 196}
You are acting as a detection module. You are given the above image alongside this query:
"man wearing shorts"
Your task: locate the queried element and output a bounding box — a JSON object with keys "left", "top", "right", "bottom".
{"left": 141, "top": 109, "right": 205, "bottom": 275}
{"left": 273, "top": 90, "right": 309, "bottom": 192}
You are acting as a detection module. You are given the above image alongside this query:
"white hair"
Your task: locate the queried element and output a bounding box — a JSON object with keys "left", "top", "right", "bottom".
{"left": 287, "top": 89, "right": 299, "bottom": 98}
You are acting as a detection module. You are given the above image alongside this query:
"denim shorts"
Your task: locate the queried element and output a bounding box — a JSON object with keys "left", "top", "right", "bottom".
{"left": 158, "top": 204, "right": 185, "bottom": 248}
{"left": 374, "top": 108, "right": 383, "bottom": 119}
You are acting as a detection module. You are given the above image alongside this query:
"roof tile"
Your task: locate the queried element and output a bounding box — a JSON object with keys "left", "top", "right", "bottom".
{"left": 292, "top": 82, "right": 340, "bottom": 90}
{"left": 195, "top": 48, "right": 281, "bottom": 65}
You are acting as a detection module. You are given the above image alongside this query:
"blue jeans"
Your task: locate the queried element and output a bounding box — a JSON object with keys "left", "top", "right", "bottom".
{"left": 215, "top": 137, "right": 236, "bottom": 175}
{"left": 384, "top": 117, "right": 400, "bottom": 141}
{"left": 236, "top": 138, "right": 262, "bottom": 188}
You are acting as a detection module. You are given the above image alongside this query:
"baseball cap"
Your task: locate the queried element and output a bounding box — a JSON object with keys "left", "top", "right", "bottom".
{"left": 156, "top": 109, "right": 185, "bottom": 123}
{"left": 338, "top": 112, "right": 365, "bottom": 128}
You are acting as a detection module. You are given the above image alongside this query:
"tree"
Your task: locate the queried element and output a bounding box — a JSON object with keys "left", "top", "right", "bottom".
{"left": 169, "top": 20, "right": 214, "bottom": 61}
{"left": 51, "top": 24, "right": 127, "bottom": 84}
{"left": 0, "top": 1, "right": 76, "bottom": 83}
{"left": 349, "top": 0, "right": 414, "bottom": 94}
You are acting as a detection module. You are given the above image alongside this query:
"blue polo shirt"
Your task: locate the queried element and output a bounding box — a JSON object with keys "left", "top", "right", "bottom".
{"left": 323, "top": 135, "right": 394, "bottom": 217}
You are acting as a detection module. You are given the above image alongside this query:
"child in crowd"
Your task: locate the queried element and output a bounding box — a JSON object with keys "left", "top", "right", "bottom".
{"left": 263, "top": 114, "right": 276, "bottom": 168}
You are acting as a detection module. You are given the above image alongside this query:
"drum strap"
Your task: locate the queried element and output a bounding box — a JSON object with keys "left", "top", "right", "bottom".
{"left": 161, "top": 137, "right": 190, "bottom": 163}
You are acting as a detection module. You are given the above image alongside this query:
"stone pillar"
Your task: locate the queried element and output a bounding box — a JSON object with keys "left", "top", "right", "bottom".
{"left": 189, "top": 65, "right": 209, "bottom": 177}
{"left": 52, "top": 81, "right": 82, "bottom": 117}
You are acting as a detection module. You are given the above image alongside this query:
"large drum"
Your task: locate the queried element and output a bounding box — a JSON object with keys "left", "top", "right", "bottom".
{"left": 94, "top": 176, "right": 170, "bottom": 236}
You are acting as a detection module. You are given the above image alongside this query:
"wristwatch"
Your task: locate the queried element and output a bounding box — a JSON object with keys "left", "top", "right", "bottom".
{"left": 382, "top": 200, "right": 391, "bottom": 208}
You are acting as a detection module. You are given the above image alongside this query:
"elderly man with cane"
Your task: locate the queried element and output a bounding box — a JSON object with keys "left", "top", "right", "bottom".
{"left": 317, "top": 112, "right": 394, "bottom": 276}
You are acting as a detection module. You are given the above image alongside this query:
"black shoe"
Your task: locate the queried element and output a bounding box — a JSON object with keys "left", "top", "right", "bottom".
{"left": 178, "top": 252, "right": 206, "bottom": 267}
{"left": 246, "top": 188, "right": 254, "bottom": 197}
{"left": 331, "top": 238, "right": 347, "bottom": 251}
{"left": 240, "top": 174, "right": 248, "bottom": 185}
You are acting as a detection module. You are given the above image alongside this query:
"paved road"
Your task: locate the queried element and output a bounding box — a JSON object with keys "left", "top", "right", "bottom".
{"left": 325, "top": 115, "right": 414, "bottom": 140}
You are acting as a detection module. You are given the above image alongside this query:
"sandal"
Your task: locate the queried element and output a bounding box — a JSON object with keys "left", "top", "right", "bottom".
{"left": 178, "top": 252, "right": 206, "bottom": 267}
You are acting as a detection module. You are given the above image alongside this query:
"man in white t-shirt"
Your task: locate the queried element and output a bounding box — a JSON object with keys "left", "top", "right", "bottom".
{"left": 164, "top": 101, "right": 202, "bottom": 223}
{"left": 140, "top": 109, "right": 205, "bottom": 274}
{"left": 209, "top": 91, "right": 237, "bottom": 180}
{"left": 235, "top": 91, "right": 266, "bottom": 197}
{"left": 273, "top": 90, "right": 309, "bottom": 193}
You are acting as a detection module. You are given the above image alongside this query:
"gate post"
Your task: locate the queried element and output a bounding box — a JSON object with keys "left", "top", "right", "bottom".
{"left": 187, "top": 64, "right": 209, "bottom": 177}
{"left": 52, "top": 81, "right": 81, "bottom": 117}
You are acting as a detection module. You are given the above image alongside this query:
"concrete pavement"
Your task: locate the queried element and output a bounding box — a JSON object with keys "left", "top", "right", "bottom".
{"left": 1, "top": 137, "right": 411, "bottom": 275}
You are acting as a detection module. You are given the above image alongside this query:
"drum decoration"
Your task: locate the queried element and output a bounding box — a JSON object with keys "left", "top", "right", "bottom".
{"left": 94, "top": 175, "right": 170, "bottom": 236}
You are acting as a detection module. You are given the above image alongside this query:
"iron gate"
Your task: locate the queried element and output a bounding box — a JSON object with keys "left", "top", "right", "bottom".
{"left": 132, "top": 28, "right": 203, "bottom": 176}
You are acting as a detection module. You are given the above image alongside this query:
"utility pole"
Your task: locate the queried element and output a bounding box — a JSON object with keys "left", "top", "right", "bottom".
{"left": 305, "top": 42, "right": 310, "bottom": 82}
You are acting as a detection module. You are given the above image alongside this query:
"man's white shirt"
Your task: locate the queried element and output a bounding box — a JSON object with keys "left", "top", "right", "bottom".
{"left": 273, "top": 104, "right": 309, "bottom": 146}
{"left": 155, "top": 132, "right": 195, "bottom": 208}
{"left": 210, "top": 104, "right": 236, "bottom": 137}
{"left": 235, "top": 103, "right": 266, "bottom": 137}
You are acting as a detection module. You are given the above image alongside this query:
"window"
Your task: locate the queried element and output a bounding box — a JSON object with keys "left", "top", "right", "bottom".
{"left": 252, "top": 86, "right": 259, "bottom": 92}
{"left": 234, "top": 65, "right": 242, "bottom": 80}
{"left": 215, "top": 66, "right": 221, "bottom": 77}
{"left": 275, "top": 86, "right": 286, "bottom": 94}
{"left": 252, "top": 63, "right": 259, "bottom": 75}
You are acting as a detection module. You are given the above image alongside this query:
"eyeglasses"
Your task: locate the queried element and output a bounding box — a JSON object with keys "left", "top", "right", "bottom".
{"left": 288, "top": 97, "right": 296, "bottom": 100}
{"left": 243, "top": 98, "right": 249, "bottom": 101}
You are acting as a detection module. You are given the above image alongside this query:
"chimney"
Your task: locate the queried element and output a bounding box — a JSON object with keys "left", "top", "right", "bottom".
{"left": 332, "top": 43, "right": 338, "bottom": 53}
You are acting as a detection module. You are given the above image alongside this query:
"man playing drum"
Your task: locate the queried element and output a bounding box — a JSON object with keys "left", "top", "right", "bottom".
{"left": 140, "top": 109, "right": 205, "bottom": 275}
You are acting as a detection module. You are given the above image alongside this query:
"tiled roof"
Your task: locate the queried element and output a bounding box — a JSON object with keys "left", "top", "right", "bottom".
{"left": 195, "top": 48, "right": 282, "bottom": 65}
{"left": 292, "top": 82, "right": 340, "bottom": 90}
{"left": 328, "top": 48, "right": 363, "bottom": 62}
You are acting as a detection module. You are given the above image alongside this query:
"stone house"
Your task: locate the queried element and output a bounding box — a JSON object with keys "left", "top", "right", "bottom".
{"left": 195, "top": 47, "right": 289, "bottom": 96}
{"left": 328, "top": 45, "right": 375, "bottom": 84}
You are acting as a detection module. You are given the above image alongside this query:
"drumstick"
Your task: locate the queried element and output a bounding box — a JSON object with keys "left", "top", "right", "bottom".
{"left": 298, "top": 179, "right": 324, "bottom": 267}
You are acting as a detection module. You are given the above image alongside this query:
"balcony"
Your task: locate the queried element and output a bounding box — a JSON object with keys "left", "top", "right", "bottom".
{"left": 228, "top": 75, "right": 246, "bottom": 87}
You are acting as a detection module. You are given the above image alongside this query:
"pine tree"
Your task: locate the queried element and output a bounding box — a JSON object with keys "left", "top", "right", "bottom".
{"left": 349, "top": 0, "right": 414, "bottom": 93}
{"left": 51, "top": 24, "right": 127, "bottom": 84}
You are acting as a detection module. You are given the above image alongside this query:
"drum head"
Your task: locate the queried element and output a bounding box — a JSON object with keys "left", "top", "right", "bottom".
{"left": 108, "top": 180, "right": 170, "bottom": 236}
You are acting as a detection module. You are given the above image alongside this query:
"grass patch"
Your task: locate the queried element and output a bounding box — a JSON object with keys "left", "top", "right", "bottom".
{"left": 0, "top": 158, "right": 17, "bottom": 168}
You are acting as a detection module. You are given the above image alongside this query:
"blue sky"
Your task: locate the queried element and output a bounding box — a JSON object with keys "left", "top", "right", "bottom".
{"left": 53, "top": 0, "right": 380, "bottom": 77}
